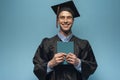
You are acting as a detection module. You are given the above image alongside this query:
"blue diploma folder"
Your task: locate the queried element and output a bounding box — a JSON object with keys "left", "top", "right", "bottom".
{"left": 57, "top": 41, "right": 74, "bottom": 64}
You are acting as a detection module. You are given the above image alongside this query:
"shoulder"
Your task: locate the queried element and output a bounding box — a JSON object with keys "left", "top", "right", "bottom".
{"left": 40, "top": 35, "right": 58, "bottom": 45}
{"left": 72, "top": 35, "right": 90, "bottom": 48}
{"left": 73, "top": 35, "right": 89, "bottom": 43}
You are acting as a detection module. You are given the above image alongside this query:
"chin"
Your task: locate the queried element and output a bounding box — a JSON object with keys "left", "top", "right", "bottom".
{"left": 62, "top": 29, "right": 71, "bottom": 33}
{"left": 60, "top": 26, "right": 71, "bottom": 33}
{"left": 62, "top": 27, "right": 70, "bottom": 30}
{"left": 63, "top": 28, "right": 69, "bottom": 31}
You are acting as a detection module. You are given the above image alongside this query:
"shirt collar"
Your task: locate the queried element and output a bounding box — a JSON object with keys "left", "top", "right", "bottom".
{"left": 57, "top": 32, "right": 73, "bottom": 42}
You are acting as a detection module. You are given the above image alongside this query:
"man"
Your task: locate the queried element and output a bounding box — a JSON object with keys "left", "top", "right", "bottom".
{"left": 33, "top": 1, "right": 97, "bottom": 80}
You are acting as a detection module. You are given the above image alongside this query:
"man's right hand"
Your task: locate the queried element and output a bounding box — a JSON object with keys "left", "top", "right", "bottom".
{"left": 48, "top": 53, "right": 66, "bottom": 68}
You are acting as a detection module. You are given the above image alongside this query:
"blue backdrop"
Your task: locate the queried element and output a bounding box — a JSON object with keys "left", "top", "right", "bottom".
{"left": 0, "top": 0, "right": 120, "bottom": 80}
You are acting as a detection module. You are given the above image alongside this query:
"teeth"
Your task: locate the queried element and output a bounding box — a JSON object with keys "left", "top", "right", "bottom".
{"left": 63, "top": 24, "right": 69, "bottom": 25}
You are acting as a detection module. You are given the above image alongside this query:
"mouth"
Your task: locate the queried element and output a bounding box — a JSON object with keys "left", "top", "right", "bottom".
{"left": 62, "top": 24, "right": 70, "bottom": 28}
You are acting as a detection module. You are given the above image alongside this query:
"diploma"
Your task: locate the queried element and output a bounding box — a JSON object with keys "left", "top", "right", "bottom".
{"left": 57, "top": 41, "right": 74, "bottom": 64}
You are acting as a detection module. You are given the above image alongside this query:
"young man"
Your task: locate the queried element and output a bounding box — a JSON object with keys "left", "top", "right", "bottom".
{"left": 33, "top": 1, "right": 97, "bottom": 80}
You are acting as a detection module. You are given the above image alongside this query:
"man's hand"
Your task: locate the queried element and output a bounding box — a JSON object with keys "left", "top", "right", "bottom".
{"left": 48, "top": 53, "right": 66, "bottom": 68}
{"left": 66, "top": 53, "right": 80, "bottom": 66}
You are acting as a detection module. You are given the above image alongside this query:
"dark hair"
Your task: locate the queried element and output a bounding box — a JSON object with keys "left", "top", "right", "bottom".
{"left": 57, "top": 7, "right": 75, "bottom": 18}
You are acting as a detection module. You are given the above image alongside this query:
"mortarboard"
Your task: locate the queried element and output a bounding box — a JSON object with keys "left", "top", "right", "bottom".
{"left": 51, "top": 0, "right": 80, "bottom": 28}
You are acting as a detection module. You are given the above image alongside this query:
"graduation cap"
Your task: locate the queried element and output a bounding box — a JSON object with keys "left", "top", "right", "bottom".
{"left": 51, "top": 0, "right": 80, "bottom": 28}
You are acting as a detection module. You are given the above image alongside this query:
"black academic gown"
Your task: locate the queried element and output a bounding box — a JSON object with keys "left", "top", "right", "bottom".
{"left": 33, "top": 35, "right": 97, "bottom": 80}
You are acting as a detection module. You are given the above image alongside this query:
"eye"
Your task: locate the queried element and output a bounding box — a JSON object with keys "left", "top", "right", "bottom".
{"left": 67, "top": 16, "right": 73, "bottom": 19}
{"left": 58, "top": 16, "right": 73, "bottom": 20}
{"left": 59, "top": 16, "right": 65, "bottom": 19}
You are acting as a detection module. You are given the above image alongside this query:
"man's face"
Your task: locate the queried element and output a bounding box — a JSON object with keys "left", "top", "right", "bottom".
{"left": 58, "top": 11, "right": 74, "bottom": 32}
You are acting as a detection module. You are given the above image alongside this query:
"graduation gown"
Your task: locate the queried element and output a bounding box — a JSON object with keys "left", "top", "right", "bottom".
{"left": 33, "top": 35, "right": 97, "bottom": 80}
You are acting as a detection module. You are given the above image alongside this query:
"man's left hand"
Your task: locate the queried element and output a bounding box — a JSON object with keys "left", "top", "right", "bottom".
{"left": 66, "top": 53, "right": 80, "bottom": 66}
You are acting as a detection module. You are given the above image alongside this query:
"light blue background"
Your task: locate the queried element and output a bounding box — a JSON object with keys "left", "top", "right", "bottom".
{"left": 0, "top": 0, "right": 120, "bottom": 80}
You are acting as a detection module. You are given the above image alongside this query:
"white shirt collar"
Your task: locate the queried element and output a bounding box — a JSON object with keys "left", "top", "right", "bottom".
{"left": 57, "top": 32, "right": 73, "bottom": 42}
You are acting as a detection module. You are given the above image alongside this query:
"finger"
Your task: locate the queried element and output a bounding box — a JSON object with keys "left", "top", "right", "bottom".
{"left": 66, "top": 55, "right": 70, "bottom": 59}
{"left": 56, "top": 56, "right": 65, "bottom": 61}
{"left": 68, "top": 53, "right": 74, "bottom": 55}
{"left": 66, "top": 53, "right": 74, "bottom": 57}
{"left": 66, "top": 58, "right": 74, "bottom": 64}
{"left": 66, "top": 57, "right": 72, "bottom": 62}
{"left": 56, "top": 57, "right": 65, "bottom": 63}
{"left": 66, "top": 54, "right": 73, "bottom": 59}
{"left": 57, "top": 53, "right": 66, "bottom": 57}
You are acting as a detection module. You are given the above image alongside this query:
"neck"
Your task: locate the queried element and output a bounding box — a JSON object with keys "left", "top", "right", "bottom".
{"left": 59, "top": 30, "right": 72, "bottom": 37}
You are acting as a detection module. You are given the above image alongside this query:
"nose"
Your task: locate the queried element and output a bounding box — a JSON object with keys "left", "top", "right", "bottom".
{"left": 64, "top": 18, "right": 68, "bottom": 23}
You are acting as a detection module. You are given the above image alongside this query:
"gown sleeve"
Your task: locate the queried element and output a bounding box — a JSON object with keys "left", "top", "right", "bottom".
{"left": 33, "top": 38, "right": 50, "bottom": 80}
{"left": 80, "top": 40, "right": 98, "bottom": 80}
